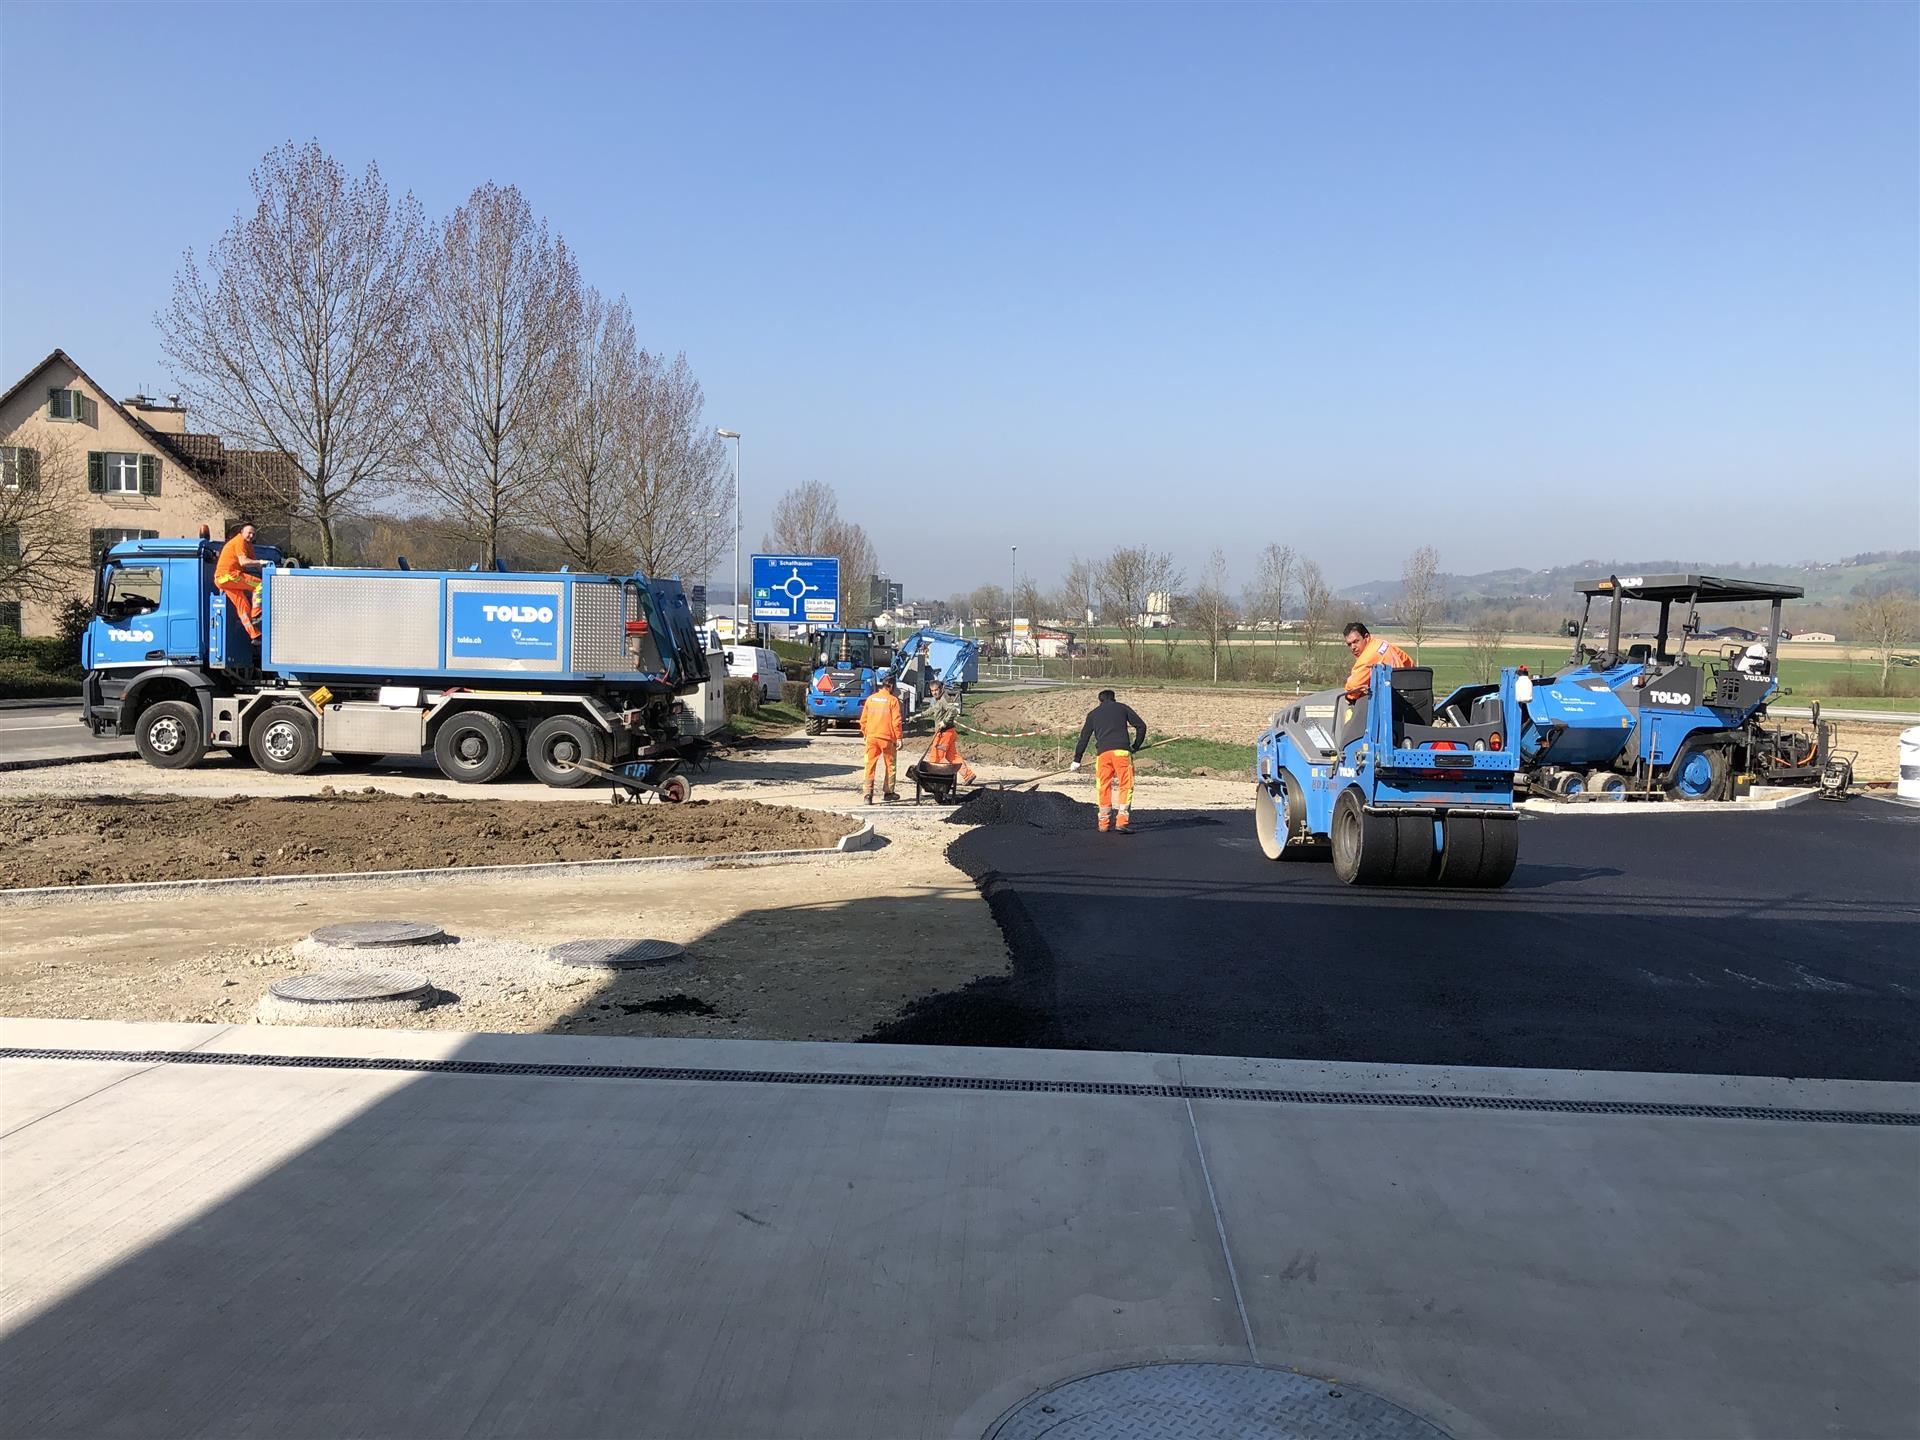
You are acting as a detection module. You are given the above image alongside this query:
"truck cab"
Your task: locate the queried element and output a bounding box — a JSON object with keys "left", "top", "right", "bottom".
{"left": 82, "top": 536, "right": 282, "bottom": 736}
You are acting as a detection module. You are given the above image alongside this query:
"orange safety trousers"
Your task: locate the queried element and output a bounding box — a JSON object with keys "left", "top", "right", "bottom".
{"left": 863, "top": 740, "right": 898, "bottom": 793}
{"left": 219, "top": 580, "right": 261, "bottom": 640}
{"left": 1095, "top": 749, "right": 1135, "bottom": 827}
{"left": 927, "top": 732, "right": 975, "bottom": 784}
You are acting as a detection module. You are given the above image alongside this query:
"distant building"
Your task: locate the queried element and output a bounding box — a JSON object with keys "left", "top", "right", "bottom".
{"left": 867, "top": 575, "right": 904, "bottom": 612}
{"left": 1, "top": 349, "right": 296, "bottom": 636}
{"left": 1793, "top": 631, "right": 1837, "bottom": 643}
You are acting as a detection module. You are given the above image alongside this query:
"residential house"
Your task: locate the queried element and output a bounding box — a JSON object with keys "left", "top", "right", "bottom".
{"left": 0, "top": 349, "right": 296, "bottom": 635}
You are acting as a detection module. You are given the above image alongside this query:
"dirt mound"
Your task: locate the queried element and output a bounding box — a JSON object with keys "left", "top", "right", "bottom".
{"left": 973, "top": 687, "right": 1287, "bottom": 744}
{"left": 946, "top": 787, "right": 1087, "bottom": 831}
{"left": 0, "top": 791, "right": 858, "bottom": 889}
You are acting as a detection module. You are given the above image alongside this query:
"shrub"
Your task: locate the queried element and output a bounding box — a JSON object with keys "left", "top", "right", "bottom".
{"left": 723, "top": 678, "right": 761, "bottom": 719}
{"left": 782, "top": 680, "right": 808, "bottom": 709}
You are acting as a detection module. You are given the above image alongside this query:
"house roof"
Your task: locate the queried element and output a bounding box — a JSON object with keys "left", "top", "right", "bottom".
{"left": 1, "top": 347, "right": 300, "bottom": 514}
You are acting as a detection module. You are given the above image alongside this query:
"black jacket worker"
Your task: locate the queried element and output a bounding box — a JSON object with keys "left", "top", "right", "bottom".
{"left": 1070, "top": 690, "right": 1147, "bottom": 832}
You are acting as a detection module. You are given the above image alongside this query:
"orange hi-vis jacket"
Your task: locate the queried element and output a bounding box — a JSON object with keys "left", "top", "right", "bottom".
{"left": 1344, "top": 636, "right": 1414, "bottom": 699}
{"left": 859, "top": 690, "right": 902, "bottom": 744}
{"left": 214, "top": 533, "right": 260, "bottom": 591}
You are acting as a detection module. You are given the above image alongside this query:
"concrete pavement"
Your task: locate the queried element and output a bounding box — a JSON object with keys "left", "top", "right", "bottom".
{"left": 0, "top": 701, "right": 129, "bottom": 767}
{"left": 3, "top": 1018, "right": 1916, "bottom": 1439}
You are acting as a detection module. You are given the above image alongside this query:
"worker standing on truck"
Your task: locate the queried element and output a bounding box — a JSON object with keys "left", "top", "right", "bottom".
{"left": 859, "top": 676, "right": 903, "bottom": 804}
{"left": 1341, "top": 622, "right": 1413, "bottom": 701}
{"left": 1070, "top": 689, "right": 1147, "bottom": 833}
{"left": 213, "top": 522, "right": 265, "bottom": 642}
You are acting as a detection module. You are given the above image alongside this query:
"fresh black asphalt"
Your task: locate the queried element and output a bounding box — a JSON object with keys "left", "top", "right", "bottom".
{"left": 872, "top": 794, "right": 1920, "bottom": 1081}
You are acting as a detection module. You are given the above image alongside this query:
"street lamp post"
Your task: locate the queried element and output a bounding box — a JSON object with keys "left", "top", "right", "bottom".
{"left": 717, "top": 429, "right": 741, "bottom": 636}
{"left": 1010, "top": 544, "right": 1017, "bottom": 667}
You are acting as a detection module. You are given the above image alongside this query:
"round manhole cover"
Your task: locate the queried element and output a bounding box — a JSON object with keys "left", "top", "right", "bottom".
{"left": 549, "top": 939, "right": 687, "bottom": 970}
{"left": 310, "top": 920, "right": 446, "bottom": 949}
{"left": 988, "top": 1364, "right": 1451, "bottom": 1440}
{"left": 269, "top": 970, "right": 433, "bottom": 1005}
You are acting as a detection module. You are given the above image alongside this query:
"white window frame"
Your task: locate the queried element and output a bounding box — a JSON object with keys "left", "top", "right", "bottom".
{"left": 0, "top": 447, "right": 22, "bottom": 490}
{"left": 103, "top": 453, "right": 142, "bottom": 494}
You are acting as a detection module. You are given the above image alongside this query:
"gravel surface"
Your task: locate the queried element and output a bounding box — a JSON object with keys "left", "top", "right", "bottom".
{"left": 0, "top": 792, "right": 856, "bottom": 889}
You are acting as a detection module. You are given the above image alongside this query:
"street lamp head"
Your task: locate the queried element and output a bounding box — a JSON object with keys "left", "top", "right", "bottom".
{"left": 716, "top": 428, "right": 740, "bottom": 439}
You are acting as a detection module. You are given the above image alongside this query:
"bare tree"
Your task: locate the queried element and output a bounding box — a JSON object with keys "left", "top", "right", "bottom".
{"left": 1296, "top": 558, "right": 1335, "bottom": 681}
{"left": 1096, "top": 545, "right": 1182, "bottom": 673}
{"left": 158, "top": 141, "right": 424, "bottom": 563}
{"left": 1013, "top": 577, "right": 1047, "bottom": 629}
{"left": 763, "top": 480, "right": 879, "bottom": 623}
{"left": 1, "top": 426, "right": 89, "bottom": 609}
{"left": 1243, "top": 542, "right": 1294, "bottom": 679}
{"left": 1853, "top": 592, "right": 1919, "bottom": 693}
{"left": 1193, "top": 549, "right": 1237, "bottom": 682}
{"left": 417, "top": 182, "right": 581, "bottom": 566}
{"left": 1058, "top": 556, "right": 1096, "bottom": 625}
{"left": 535, "top": 289, "right": 643, "bottom": 572}
{"left": 627, "top": 351, "right": 731, "bottom": 582}
{"left": 1400, "top": 544, "right": 1442, "bottom": 661}
{"left": 1467, "top": 607, "right": 1509, "bottom": 683}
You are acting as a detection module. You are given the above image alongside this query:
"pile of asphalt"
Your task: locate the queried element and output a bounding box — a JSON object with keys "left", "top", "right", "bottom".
{"left": 946, "top": 787, "right": 1087, "bottom": 831}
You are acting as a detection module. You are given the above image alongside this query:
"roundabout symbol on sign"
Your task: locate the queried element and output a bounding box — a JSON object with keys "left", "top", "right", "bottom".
{"left": 778, "top": 567, "right": 817, "bottom": 602}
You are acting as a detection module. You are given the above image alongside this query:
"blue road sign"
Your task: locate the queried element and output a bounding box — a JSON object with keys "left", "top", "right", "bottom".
{"left": 751, "top": 555, "right": 840, "bottom": 625}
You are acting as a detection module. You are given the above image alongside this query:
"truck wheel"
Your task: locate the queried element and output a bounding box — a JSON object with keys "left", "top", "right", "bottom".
{"left": 806, "top": 716, "right": 825, "bottom": 736}
{"left": 1667, "top": 747, "right": 1729, "bottom": 802}
{"left": 248, "top": 704, "right": 319, "bottom": 775}
{"left": 1585, "top": 769, "right": 1628, "bottom": 800}
{"left": 1434, "top": 812, "right": 1519, "bottom": 887}
{"left": 1330, "top": 789, "right": 1395, "bottom": 885}
{"left": 433, "top": 711, "right": 518, "bottom": 784}
{"left": 134, "top": 700, "right": 207, "bottom": 770}
{"left": 526, "top": 715, "right": 606, "bottom": 789}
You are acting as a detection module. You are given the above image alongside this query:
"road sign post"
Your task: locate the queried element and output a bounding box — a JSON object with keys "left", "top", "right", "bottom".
{"left": 751, "top": 555, "right": 841, "bottom": 628}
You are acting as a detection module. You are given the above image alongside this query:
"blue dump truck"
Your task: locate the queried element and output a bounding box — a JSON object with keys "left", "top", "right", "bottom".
{"left": 1434, "top": 574, "right": 1840, "bottom": 800}
{"left": 82, "top": 537, "right": 709, "bottom": 791}
{"left": 803, "top": 625, "right": 980, "bottom": 734}
{"left": 1255, "top": 663, "right": 1524, "bottom": 887}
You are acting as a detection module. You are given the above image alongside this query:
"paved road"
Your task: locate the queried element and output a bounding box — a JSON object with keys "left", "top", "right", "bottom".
{"left": 0, "top": 701, "right": 129, "bottom": 766}
{"left": 890, "top": 797, "right": 1920, "bottom": 1081}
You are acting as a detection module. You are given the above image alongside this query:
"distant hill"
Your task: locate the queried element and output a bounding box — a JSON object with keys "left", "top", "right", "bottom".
{"left": 1339, "top": 552, "right": 1920, "bottom": 611}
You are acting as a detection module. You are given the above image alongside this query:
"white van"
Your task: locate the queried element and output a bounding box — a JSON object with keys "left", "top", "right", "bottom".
{"left": 723, "top": 645, "right": 784, "bottom": 703}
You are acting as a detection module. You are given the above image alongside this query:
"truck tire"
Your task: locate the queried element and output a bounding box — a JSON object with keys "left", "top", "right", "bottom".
{"left": 433, "top": 711, "right": 519, "bottom": 784}
{"left": 806, "top": 716, "right": 825, "bottom": 736}
{"left": 1667, "top": 746, "right": 1729, "bottom": 802}
{"left": 134, "top": 699, "right": 207, "bottom": 770}
{"left": 526, "top": 715, "right": 606, "bottom": 789}
{"left": 1330, "top": 789, "right": 1395, "bottom": 886}
{"left": 248, "top": 704, "right": 319, "bottom": 775}
{"left": 1585, "top": 769, "right": 1628, "bottom": 800}
{"left": 1434, "top": 812, "right": 1519, "bottom": 887}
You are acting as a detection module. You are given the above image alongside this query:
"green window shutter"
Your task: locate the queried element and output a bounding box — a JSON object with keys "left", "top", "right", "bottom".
{"left": 47, "top": 387, "right": 67, "bottom": 420}
{"left": 0, "top": 527, "right": 20, "bottom": 565}
{"left": 85, "top": 395, "right": 98, "bottom": 425}
{"left": 139, "top": 454, "right": 160, "bottom": 495}
{"left": 142, "top": 529, "right": 160, "bottom": 541}
{"left": 87, "top": 452, "right": 105, "bottom": 492}
{"left": 89, "top": 529, "right": 107, "bottom": 565}
{"left": 20, "top": 449, "right": 38, "bottom": 493}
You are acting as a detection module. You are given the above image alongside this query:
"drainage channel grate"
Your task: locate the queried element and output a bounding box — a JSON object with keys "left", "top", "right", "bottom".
{"left": 3, "top": 1047, "right": 1913, "bottom": 1126}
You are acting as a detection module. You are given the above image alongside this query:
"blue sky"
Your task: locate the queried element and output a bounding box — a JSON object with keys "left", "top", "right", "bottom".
{"left": 3, "top": 2, "right": 1914, "bottom": 597}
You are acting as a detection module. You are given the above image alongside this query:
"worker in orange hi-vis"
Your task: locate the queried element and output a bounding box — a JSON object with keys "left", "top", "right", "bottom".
{"left": 1341, "top": 621, "right": 1413, "bottom": 701}
{"left": 1069, "top": 689, "right": 1148, "bottom": 833}
{"left": 924, "top": 722, "right": 975, "bottom": 785}
{"left": 213, "top": 522, "right": 265, "bottom": 641}
{"left": 858, "top": 676, "right": 903, "bottom": 804}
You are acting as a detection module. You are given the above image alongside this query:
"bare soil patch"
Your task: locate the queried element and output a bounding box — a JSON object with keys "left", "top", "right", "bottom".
{"left": 0, "top": 791, "right": 857, "bottom": 890}
{"left": 973, "top": 686, "right": 1283, "bottom": 745}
